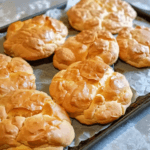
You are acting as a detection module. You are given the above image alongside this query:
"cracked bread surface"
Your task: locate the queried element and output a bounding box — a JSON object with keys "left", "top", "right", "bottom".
{"left": 117, "top": 26, "right": 150, "bottom": 68}
{"left": 53, "top": 29, "right": 119, "bottom": 70}
{"left": 67, "top": 0, "right": 136, "bottom": 34}
{"left": 0, "top": 54, "right": 36, "bottom": 97}
{"left": 3, "top": 15, "right": 68, "bottom": 61}
{"left": 50, "top": 57, "right": 133, "bottom": 125}
{"left": 0, "top": 89, "right": 74, "bottom": 150}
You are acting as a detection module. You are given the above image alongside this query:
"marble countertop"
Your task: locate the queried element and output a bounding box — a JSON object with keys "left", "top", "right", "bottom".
{"left": 89, "top": 104, "right": 150, "bottom": 150}
{"left": 0, "top": 0, "right": 67, "bottom": 28}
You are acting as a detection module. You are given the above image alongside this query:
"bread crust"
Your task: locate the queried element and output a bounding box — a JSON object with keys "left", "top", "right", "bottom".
{"left": 0, "top": 54, "right": 36, "bottom": 97}
{"left": 50, "top": 57, "right": 133, "bottom": 125}
{"left": 67, "top": 0, "right": 137, "bottom": 34}
{"left": 3, "top": 15, "right": 68, "bottom": 61}
{"left": 53, "top": 29, "right": 119, "bottom": 70}
{"left": 0, "top": 89, "right": 74, "bottom": 150}
{"left": 117, "top": 26, "right": 150, "bottom": 68}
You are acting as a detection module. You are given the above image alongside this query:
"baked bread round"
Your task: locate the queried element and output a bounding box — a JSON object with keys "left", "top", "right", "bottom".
{"left": 53, "top": 29, "right": 119, "bottom": 70}
{"left": 117, "top": 26, "right": 150, "bottom": 68}
{"left": 3, "top": 15, "right": 68, "bottom": 60}
{"left": 50, "top": 57, "right": 133, "bottom": 125}
{"left": 0, "top": 89, "right": 75, "bottom": 150}
{"left": 67, "top": 0, "right": 137, "bottom": 34}
{"left": 0, "top": 54, "right": 36, "bottom": 97}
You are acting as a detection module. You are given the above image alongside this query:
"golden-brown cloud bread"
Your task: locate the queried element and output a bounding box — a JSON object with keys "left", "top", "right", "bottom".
{"left": 53, "top": 29, "right": 119, "bottom": 70}
{"left": 67, "top": 0, "right": 137, "bottom": 34}
{"left": 50, "top": 57, "right": 133, "bottom": 125}
{"left": 0, "top": 89, "right": 75, "bottom": 150}
{"left": 0, "top": 54, "right": 36, "bottom": 97}
{"left": 117, "top": 26, "right": 150, "bottom": 68}
{"left": 3, "top": 15, "right": 68, "bottom": 60}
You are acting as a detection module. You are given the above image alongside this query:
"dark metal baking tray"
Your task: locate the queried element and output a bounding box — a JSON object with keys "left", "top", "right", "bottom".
{"left": 1, "top": 2, "right": 150, "bottom": 150}
{"left": 131, "top": 5, "right": 150, "bottom": 22}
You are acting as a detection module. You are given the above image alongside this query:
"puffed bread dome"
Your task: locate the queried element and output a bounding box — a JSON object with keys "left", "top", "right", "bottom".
{"left": 67, "top": 0, "right": 137, "bottom": 34}
{"left": 0, "top": 89, "right": 75, "bottom": 150}
{"left": 53, "top": 29, "right": 119, "bottom": 70}
{"left": 3, "top": 15, "right": 68, "bottom": 61}
{"left": 0, "top": 54, "right": 36, "bottom": 97}
{"left": 117, "top": 26, "right": 150, "bottom": 68}
{"left": 50, "top": 57, "right": 133, "bottom": 125}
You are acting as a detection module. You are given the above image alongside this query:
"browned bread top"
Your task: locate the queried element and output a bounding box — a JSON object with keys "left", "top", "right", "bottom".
{"left": 117, "top": 26, "right": 150, "bottom": 68}
{"left": 67, "top": 0, "right": 137, "bottom": 34}
{"left": 0, "top": 89, "right": 75, "bottom": 150}
{"left": 0, "top": 54, "right": 36, "bottom": 97}
{"left": 53, "top": 29, "right": 119, "bottom": 70}
{"left": 50, "top": 57, "right": 133, "bottom": 125}
{"left": 3, "top": 15, "right": 68, "bottom": 61}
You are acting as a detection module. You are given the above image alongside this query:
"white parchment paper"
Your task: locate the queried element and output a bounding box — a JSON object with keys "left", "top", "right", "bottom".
{"left": 0, "top": 0, "right": 150, "bottom": 148}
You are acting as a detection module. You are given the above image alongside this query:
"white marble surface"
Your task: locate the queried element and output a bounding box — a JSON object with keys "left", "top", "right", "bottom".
{"left": 0, "top": 0, "right": 67, "bottom": 27}
{"left": 126, "top": 0, "right": 150, "bottom": 10}
{"left": 89, "top": 106, "right": 150, "bottom": 150}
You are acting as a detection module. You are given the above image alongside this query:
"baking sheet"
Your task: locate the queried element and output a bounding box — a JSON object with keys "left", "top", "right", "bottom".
{"left": 45, "top": 2, "right": 150, "bottom": 147}
{"left": 0, "top": 0, "right": 150, "bottom": 149}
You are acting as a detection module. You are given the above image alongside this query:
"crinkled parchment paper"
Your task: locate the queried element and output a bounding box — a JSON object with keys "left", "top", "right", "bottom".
{"left": 0, "top": 0, "right": 150, "bottom": 148}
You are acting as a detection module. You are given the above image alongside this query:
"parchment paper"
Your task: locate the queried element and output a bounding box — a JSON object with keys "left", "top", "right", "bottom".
{"left": 0, "top": 0, "right": 150, "bottom": 148}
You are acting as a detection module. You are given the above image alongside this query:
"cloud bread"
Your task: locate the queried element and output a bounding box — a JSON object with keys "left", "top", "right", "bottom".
{"left": 3, "top": 15, "right": 68, "bottom": 60}
{"left": 50, "top": 57, "right": 133, "bottom": 125}
{"left": 67, "top": 0, "right": 137, "bottom": 34}
{"left": 117, "top": 26, "right": 150, "bottom": 68}
{"left": 0, "top": 54, "right": 36, "bottom": 97}
{"left": 0, "top": 89, "right": 75, "bottom": 150}
{"left": 53, "top": 29, "right": 119, "bottom": 70}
